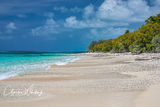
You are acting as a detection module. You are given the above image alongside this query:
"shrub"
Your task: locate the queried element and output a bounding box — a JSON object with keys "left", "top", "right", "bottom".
{"left": 151, "top": 34, "right": 160, "bottom": 52}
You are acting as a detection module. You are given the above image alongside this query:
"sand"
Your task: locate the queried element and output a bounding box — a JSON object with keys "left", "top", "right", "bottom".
{"left": 0, "top": 53, "right": 160, "bottom": 107}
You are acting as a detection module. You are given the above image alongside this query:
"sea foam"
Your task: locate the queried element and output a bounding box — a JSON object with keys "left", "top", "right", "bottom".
{"left": 0, "top": 52, "right": 81, "bottom": 80}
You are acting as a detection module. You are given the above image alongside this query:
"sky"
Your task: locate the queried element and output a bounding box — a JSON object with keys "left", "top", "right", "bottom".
{"left": 0, "top": 0, "right": 160, "bottom": 52}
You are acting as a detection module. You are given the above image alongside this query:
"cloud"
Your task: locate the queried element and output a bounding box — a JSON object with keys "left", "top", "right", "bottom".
{"left": 97, "top": 0, "right": 160, "bottom": 22}
{"left": 6, "top": 22, "right": 16, "bottom": 33}
{"left": 63, "top": 0, "right": 160, "bottom": 39}
{"left": 83, "top": 5, "right": 95, "bottom": 19}
{"left": 64, "top": 16, "right": 87, "bottom": 28}
{"left": 53, "top": 6, "right": 82, "bottom": 13}
{"left": 32, "top": 18, "right": 60, "bottom": 36}
{"left": 97, "top": 0, "right": 132, "bottom": 20}
{"left": 53, "top": 6, "right": 68, "bottom": 12}
{"left": 31, "top": 0, "right": 160, "bottom": 40}
{"left": 88, "top": 27, "right": 129, "bottom": 40}
{"left": 64, "top": 16, "right": 128, "bottom": 29}
{"left": 64, "top": 2, "right": 129, "bottom": 29}
{"left": 64, "top": 0, "right": 160, "bottom": 29}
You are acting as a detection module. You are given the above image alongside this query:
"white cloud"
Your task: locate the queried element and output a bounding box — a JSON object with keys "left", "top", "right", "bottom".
{"left": 107, "top": 27, "right": 129, "bottom": 36}
{"left": 64, "top": 14, "right": 128, "bottom": 29}
{"left": 97, "top": 0, "right": 132, "bottom": 20}
{"left": 64, "top": 0, "right": 160, "bottom": 29}
{"left": 32, "top": 18, "right": 59, "bottom": 36}
{"left": 97, "top": 0, "right": 159, "bottom": 22}
{"left": 6, "top": 22, "right": 16, "bottom": 33}
{"left": 64, "top": 16, "right": 87, "bottom": 28}
{"left": 64, "top": 16, "right": 99, "bottom": 28}
{"left": 83, "top": 5, "right": 94, "bottom": 19}
{"left": 88, "top": 27, "right": 129, "bottom": 39}
{"left": 32, "top": 0, "right": 160, "bottom": 39}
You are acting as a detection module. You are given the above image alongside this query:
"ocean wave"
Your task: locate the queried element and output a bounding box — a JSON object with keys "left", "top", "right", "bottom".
{"left": 0, "top": 53, "right": 81, "bottom": 80}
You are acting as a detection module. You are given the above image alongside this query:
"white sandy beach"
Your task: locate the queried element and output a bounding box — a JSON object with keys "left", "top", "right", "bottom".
{"left": 0, "top": 53, "right": 160, "bottom": 107}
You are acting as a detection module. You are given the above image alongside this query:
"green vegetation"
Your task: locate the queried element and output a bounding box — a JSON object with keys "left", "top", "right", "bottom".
{"left": 88, "top": 14, "right": 160, "bottom": 53}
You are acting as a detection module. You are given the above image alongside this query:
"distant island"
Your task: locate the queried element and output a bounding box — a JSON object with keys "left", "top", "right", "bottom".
{"left": 88, "top": 14, "right": 160, "bottom": 54}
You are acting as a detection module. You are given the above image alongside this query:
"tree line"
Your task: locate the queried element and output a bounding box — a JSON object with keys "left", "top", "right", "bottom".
{"left": 88, "top": 14, "right": 160, "bottom": 54}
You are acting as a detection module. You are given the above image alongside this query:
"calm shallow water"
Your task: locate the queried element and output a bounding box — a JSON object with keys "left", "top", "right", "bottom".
{"left": 0, "top": 52, "right": 81, "bottom": 80}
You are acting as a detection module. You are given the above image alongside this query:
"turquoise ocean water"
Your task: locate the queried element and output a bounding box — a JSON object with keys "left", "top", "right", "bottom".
{"left": 0, "top": 52, "right": 81, "bottom": 80}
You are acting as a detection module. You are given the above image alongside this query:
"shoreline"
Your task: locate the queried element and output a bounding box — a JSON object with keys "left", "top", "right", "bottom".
{"left": 0, "top": 53, "right": 160, "bottom": 107}
{"left": 0, "top": 53, "right": 83, "bottom": 81}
